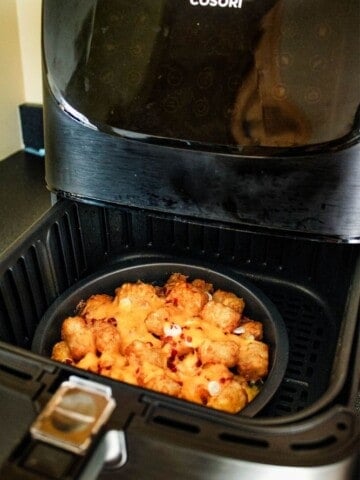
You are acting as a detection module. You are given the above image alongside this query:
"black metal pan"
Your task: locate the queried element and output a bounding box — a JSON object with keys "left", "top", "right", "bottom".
{"left": 32, "top": 259, "right": 289, "bottom": 416}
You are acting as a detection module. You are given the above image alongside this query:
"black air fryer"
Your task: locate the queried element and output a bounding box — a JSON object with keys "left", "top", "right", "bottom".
{"left": 0, "top": 1, "right": 359, "bottom": 479}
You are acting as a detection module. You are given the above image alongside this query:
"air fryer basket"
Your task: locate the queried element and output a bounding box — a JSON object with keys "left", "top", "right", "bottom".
{"left": 0, "top": 199, "right": 359, "bottom": 417}
{"left": 0, "top": 199, "right": 359, "bottom": 478}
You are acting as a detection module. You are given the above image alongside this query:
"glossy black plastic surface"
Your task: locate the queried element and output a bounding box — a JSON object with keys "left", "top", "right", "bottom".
{"left": 43, "top": 0, "right": 360, "bottom": 151}
{"left": 44, "top": 88, "right": 360, "bottom": 241}
{"left": 32, "top": 260, "right": 289, "bottom": 417}
{"left": 42, "top": 0, "right": 360, "bottom": 241}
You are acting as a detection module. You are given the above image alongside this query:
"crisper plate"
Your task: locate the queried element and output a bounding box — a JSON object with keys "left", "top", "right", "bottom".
{"left": 32, "top": 259, "right": 289, "bottom": 417}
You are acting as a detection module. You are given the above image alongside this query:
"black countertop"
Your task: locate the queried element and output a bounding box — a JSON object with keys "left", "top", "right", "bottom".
{"left": 0, "top": 150, "right": 51, "bottom": 255}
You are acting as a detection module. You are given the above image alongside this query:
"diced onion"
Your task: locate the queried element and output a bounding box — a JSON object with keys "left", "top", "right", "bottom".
{"left": 119, "top": 297, "right": 132, "bottom": 307}
{"left": 232, "top": 326, "right": 246, "bottom": 335}
{"left": 208, "top": 381, "right": 221, "bottom": 396}
{"left": 164, "top": 324, "right": 182, "bottom": 337}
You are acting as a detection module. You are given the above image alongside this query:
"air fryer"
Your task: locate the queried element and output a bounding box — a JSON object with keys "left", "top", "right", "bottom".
{"left": 0, "top": 1, "right": 359, "bottom": 479}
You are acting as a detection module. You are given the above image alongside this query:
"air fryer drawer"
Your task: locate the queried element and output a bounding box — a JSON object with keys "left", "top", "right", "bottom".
{"left": 0, "top": 199, "right": 359, "bottom": 479}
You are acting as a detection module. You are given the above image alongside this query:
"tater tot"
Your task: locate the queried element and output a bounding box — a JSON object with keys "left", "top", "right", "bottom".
{"left": 237, "top": 339, "right": 269, "bottom": 381}
{"left": 110, "top": 363, "right": 138, "bottom": 385}
{"left": 115, "top": 282, "right": 164, "bottom": 311}
{"left": 201, "top": 363, "right": 234, "bottom": 383}
{"left": 98, "top": 351, "right": 126, "bottom": 372}
{"left": 239, "top": 318, "right": 263, "bottom": 340}
{"left": 76, "top": 352, "right": 99, "bottom": 373}
{"left": 125, "top": 340, "right": 167, "bottom": 369}
{"left": 175, "top": 352, "right": 201, "bottom": 377}
{"left": 207, "top": 380, "right": 248, "bottom": 414}
{"left": 165, "top": 274, "right": 209, "bottom": 316}
{"left": 144, "top": 306, "right": 180, "bottom": 337}
{"left": 180, "top": 375, "right": 210, "bottom": 405}
{"left": 161, "top": 335, "right": 193, "bottom": 358}
{"left": 191, "top": 278, "right": 213, "bottom": 294}
{"left": 199, "top": 339, "right": 239, "bottom": 367}
{"left": 200, "top": 301, "right": 240, "bottom": 333}
{"left": 212, "top": 289, "right": 245, "bottom": 314}
{"left": 180, "top": 363, "right": 233, "bottom": 406}
{"left": 93, "top": 320, "right": 122, "bottom": 354}
{"left": 144, "top": 374, "right": 182, "bottom": 397}
{"left": 51, "top": 341, "right": 72, "bottom": 363}
{"left": 80, "top": 294, "right": 115, "bottom": 320}
{"left": 61, "top": 316, "right": 96, "bottom": 361}
{"left": 164, "top": 273, "right": 187, "bottom": 291}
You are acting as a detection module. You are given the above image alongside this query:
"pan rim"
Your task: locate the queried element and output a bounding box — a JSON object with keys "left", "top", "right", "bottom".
{"left": 32, "top": 258, "right": 289, "bottom": 417}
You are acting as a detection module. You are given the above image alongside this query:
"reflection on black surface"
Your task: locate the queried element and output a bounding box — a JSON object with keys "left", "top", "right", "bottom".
{"left": 44, "top": 0, "right": 360, "bottom": 148}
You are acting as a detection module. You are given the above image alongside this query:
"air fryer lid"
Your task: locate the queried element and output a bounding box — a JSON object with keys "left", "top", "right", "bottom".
{"left": 43, "top": 0, "right": 359, "bottom": 149}
{"left": 32, "top": 261, "right": 289, "bottom": 417}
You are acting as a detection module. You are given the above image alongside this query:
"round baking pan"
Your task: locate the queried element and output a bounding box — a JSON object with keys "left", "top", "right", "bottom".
{"left": 32, "top": 260, "right": 288, "bottom": 416}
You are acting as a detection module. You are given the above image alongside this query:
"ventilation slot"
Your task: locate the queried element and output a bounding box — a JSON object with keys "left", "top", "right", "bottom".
{"left": 25, "top": 246, "right": 48, "bottom": 314}
{"left": 0, "top": 363, "right": 33, "bottom": 381}
{"left": 0, "top": 288, "right": 15, "bottom": 344}
{"left": 0, "top": 241, "right": 53, "bottom": 347}
{"left": 290, "top": 436, "right": 338, "bottom": 451}
{"left": 47, "top": 211, "right": 86, "bottom": 294}
{"left": 149, "top": 217, "right": 176, "bottom": 250}
{"left": 219, "top": 432, "right": 269, "bottom": 449}
{"left": 100, "top": 208, "right": 111, "bottom": 254}
{"left": 152, "top": 415, "right": 200, "bottom": 434}
{"left": 259, "top": 286, "right": 338, "bottom": 415}
{"left": 0, "top": 270, "right": 30, "bottom": 347}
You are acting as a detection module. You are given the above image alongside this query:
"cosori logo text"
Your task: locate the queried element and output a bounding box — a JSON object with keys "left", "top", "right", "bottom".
{"left": 189, "top": 0, "right": 243, "bottom": 8}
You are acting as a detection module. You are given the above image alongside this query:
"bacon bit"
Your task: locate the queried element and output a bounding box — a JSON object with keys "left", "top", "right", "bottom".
{"left": 166, "top": 347, "right": 178, "bottom": 372}
{"left": 172, "top": 298, "right": 178, "bottom": 307}
{"left": 200, "top": 392, "right": 209, "bottom": 405}
{"left": 167, "top": 356, "right": 177, "bottom": 372}
{"left": 196, "top": 359, "right": 202, "bottom": 367}
{"left": 107, "top": 317, "right": 117, "bottom": 326}
{"left": 65, "top": 359, "right": 73, "bottom": 365}
{"left": 186, "top": 336, "right": 192, "bottom": 342}
{"left": 220, "top": 377, "right": 226, "bottom": 384}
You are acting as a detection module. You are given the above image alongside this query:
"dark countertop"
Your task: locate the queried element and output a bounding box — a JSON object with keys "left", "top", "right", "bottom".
{"left": 0, "top": 150, "right": 51, "bottom": 255}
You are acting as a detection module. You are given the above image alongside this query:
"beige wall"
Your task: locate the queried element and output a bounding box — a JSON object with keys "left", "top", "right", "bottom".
{"left": 0, "top": 0, "right": 42, "bottom": 159}
{"left": 16, "top": 0, "right": 42, "bottom": 104}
